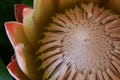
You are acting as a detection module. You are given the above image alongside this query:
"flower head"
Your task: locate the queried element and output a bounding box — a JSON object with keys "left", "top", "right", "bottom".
{"left": 5, "top": 0, "right": 120, "bottom": 80}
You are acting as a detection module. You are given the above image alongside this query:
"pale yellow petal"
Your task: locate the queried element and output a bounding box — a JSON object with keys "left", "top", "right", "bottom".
{"left": 22, "top": 8, "right": 39, "bottom": 47}
{"left": 23, "top": 0, "right": 57, "bottom": 47}
{"left": 33, "top": 0, "right": 55, "bottom": 28}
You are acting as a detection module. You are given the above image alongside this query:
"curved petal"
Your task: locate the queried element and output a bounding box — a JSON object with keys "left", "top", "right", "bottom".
{"left": 5, "top": 22, "right": 42, "bottom": 79}
{"left": 15, "top": 4, "right": 30, "bottom": 22}
{"left": 7, "top": 59, "right": 30, "bottom": 80}
{"left": 32, "top": 0, "right": 56, "bottom": 36}
{"left": 14, "top": 43, "right": 42, "bottom": 80}
{"left": 23, "top": 0, "right": 57, "bottom": 47}
{"left": 33, "top": 0, "right": 100, "bottom": 30}
{"left": 5, "top": 22, "right": 30, "bottom": 48}
{"left": 23, "top": 8, "right": 33, "bottom": 19}
{"left": 107, "top": 0, "right": 120, "bottom": 13}
{"left": 33, "top": 0, "right": 55, "bottom": 23}
{"left": 22, "top": 8, "right": 38, "bottom": 46}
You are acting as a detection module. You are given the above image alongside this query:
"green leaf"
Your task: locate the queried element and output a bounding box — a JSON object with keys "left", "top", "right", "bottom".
{"left": 0, "top": 58, "right": 13, "bottom": 80}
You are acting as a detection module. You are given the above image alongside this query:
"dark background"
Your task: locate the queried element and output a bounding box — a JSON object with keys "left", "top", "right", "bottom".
{"left": 0, "top": 0, "right": 33, "bottom": 79}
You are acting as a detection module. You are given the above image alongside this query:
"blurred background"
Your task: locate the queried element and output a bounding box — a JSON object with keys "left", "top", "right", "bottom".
{"left": 0, "top": 0, "right": 33, "bottom": 79}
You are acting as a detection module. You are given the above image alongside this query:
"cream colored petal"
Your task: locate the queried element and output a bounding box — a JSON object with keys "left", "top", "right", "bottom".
{"left": 107, "top": 0, "right": 120, "bottom": 13}
{"left": 15, "top": 43, "right": 42, "bottom": 80}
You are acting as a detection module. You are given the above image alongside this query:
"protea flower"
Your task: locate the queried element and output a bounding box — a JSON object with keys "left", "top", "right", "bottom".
{"left": 5, "top": 0, "right": 120, "bottom": 80}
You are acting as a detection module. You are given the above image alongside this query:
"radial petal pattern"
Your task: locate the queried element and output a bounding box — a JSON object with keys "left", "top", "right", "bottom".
{"left": 6, "top": 0, "right": 120, "bottom": 80}
{"left": 37, "top": 3, "right": 120, "bottom": 80}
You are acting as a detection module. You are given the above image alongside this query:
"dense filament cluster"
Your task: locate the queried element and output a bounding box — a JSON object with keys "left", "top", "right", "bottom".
{"left": 37, "top": 3, "right": 120, "bottom": 80}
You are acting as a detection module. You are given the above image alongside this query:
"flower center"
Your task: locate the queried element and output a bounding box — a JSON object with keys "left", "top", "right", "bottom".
{"left": 38, "top": 3, "right": 120, "bottom": 80}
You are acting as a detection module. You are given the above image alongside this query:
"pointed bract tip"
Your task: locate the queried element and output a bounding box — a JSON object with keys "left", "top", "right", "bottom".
{"left": 5, "top": 22, "right": 23, "bottom": 48}
{"left": 15, "top": 4, "right": 30, "bottom": 22}
{"left": 7, "top": 59, "right": 30, "bottom": 80}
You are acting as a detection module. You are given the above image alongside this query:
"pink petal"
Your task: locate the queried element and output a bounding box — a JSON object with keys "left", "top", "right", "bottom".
{"left": 7, "top": 59, "right": 30, "bottom": 80}
{"left": 5, "top": 22, "right": 41, "bottom": 79}
{"left": 22, "top": 8, "right": 33, "bottom": 23}
{"left": 15, "top": 4, "right": 30, "bottom": 22}
{"left": 22, "top": 7, "right": 39, "bottom": 46}
{"left": 5, "top": 22, "right": 29, "bottom": 48}
{"left": 14, "top": 44, "right": 26, "bottom": 74}
{"left": 14, "top": 43, "right": 42, "bottom": 80}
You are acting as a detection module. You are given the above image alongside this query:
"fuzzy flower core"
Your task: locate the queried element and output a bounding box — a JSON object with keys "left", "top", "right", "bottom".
{"left": 37, "top": 3, "right": 120, "bottom": 80}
